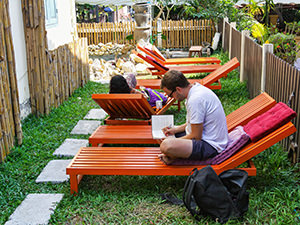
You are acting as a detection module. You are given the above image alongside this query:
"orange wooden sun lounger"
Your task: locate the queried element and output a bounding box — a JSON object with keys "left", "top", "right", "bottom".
{"left": 67, "top": 93, "right": 294, "bottom": 194}
{"left": 137, "top": 43, "right": 221, "bottom": 65}
{"left": 133, "top": 50, "right": 221, "bottom": 78}
{"left": 89, "top": 92, "right": 276, "bottom": 146}
{"left": 136, "top": 57, "right": 240, "bottom": 90}
{"left": 92, "top": 93, "right": 176, "bottom": 125}
{"left": 67, "top": 121, "right": 296, "bottom": 194}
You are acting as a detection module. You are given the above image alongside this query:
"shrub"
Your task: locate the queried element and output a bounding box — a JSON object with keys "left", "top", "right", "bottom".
{"left": 268, "top": 32, "right": 299, "bottom": 64}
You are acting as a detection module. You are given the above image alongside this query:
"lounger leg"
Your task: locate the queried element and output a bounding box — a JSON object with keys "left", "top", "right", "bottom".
{"left": 70, "top": 175, "right": 78, "bottom": 195}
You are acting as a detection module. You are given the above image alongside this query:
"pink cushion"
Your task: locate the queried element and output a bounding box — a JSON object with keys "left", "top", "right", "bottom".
{"left": 164, "top": 126, "right": 250, "bottom": 165}
{"left": 244, "top": 102, "right": 297, "bottom": 142}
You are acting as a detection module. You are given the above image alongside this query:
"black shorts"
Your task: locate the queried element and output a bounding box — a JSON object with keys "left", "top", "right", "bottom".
{"left": 175, "top": 131, "right": 218, "bottom": 160}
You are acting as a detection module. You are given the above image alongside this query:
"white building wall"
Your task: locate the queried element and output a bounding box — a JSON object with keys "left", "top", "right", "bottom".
{"left": 8, "top": 0, "right": 77, "bottom": 120}
{"left": 9, "top": 0, "right": 31, "bottom": 120}
{"left": 46, "top": 0, "right": 77, "bottom": 50}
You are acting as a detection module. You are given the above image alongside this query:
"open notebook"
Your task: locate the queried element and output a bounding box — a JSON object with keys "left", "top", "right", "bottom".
{"left": 151, "top": 115, "right": 175, "bottom": 139}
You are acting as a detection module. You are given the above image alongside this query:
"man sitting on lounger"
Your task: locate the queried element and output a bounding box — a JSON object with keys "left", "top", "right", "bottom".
{"left": 159, "top": 70, "right": 229, "bottom": 164}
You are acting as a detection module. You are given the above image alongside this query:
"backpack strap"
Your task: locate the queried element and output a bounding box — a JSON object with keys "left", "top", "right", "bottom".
{"left": 183, "top": 168, "right": 201, "bottom": 217}
{"left": 151, "top": 90, "right": 164, "bottom": 102}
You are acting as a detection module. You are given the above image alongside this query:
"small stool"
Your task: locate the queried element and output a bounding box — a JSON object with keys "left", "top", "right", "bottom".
{"left": 189, "top": 46, "right": 203, "bottom": 58}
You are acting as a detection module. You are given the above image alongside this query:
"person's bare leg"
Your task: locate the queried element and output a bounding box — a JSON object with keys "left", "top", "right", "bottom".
{"left": 159, "top": 138, "right": 193, "bottom": 163}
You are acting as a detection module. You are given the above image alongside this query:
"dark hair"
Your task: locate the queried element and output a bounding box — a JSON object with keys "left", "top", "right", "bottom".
{"left": 109, "top": 75, "right": 131, "bottom": 93}
{"left": 160, "top": 70, "right": 190, "bottom": 91}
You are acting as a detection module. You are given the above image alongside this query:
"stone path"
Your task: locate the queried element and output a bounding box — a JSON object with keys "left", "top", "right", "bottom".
{"left": 6, "top": 108, "right": 105, "bottom": 224}
{"left": 5, "top": 194, "right": 64, "bottom": 225}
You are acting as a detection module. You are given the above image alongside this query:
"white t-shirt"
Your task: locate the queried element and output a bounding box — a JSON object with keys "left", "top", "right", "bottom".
{"left": 185, "top": 83, "right": 228, "bottom": 153}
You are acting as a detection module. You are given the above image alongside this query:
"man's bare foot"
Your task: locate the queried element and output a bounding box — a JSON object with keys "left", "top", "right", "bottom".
{"left": 158, "top": 154, "right": 174, "bottom": 165}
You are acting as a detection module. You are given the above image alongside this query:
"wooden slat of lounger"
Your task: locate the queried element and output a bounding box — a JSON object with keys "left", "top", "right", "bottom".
{"left": 134, "top": 50, "right": 220, "bottom": 75}
{"left": 167, "top": 64, "right": 221, "bottom": 74}
{"left": 68, "top": 122, "right": 295, "bottom": 180}
{"left": 92, "top": 94, "right": 156, "bottom": 120}
{"left": 219, "top": 122, "right": 296, "bottom": 171}
{"left": 227, "top": 92, "right": 276, "bottom": 132}
{"left": 201, "top": 57, "right": 239, "bottom": 87}
{"left": 136, "top": 79, "right": 221, "bottom": 90}
{"left": 89, "top": 125, "right": 157, "bottom": 146}
{"left": 89, "top": 93, "right": 277, "bottom": 146}
{"left": 136, "top": 57, "right": 239, "bottom": 90}
{"left": 165, "top": 58, "right": 221, "bottom": 65}
{"left": 157, "top": 97, "right": 176, "bottom": 115}
{"left": 137, "top": 43, "right": 221, "bottom": 65}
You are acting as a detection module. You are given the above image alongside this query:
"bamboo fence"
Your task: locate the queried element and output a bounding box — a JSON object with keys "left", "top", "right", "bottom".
{"left": 77, "top": 19, "right": 215, "bottom": 48}
{"left": 0, "top": 0, "right": 23, "bottom": 162}
{"left": 77, "top": 21, "right": 136, "bottom": 45}
{"left": 21, "top": 0, "right": 89, "bottom": 116}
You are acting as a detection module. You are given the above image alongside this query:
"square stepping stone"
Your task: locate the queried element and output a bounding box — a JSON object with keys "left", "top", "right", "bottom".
{"left": 5, "top": 193, "right": 63, "bottom": 225}
{"left": 36, "top": 160, "right": 72, "bottom": 183}
{"left": 71, "top": 120, "right": 101, "bottom": 135}
{"left": 84, "top": 108, "right": 107, "bottom": 120}
{"left": 53, "top": 138, "right": 88, "bottom": 157}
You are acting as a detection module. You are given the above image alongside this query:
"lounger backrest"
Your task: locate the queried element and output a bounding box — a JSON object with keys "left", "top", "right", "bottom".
{"left": 92, "top": 94, "right": 175, "bottom": 119}
{"left": 92, "top": 94, "right": 156, "bottom": 120}
{"left": 219, "top": 122, "right": 296, "bottom": 171}
{"left": 152, "top": 45, "right": 166, "bottom": 61}
{"left": 132, "top": 50, "right": 168, "bottom": 72}
{"left": 137, "top": 44, "right": 166, "bottom": 65}
{"left": 226, "top": 92, "right": 277, "bottom": 132}
{"left": 201, "top": 57, "right": 240, "bottom": 87}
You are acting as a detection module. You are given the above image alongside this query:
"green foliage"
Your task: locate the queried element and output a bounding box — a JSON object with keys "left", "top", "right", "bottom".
{"left": 125, "top": 34, "right": 134, "bottom": 41}
{"left": 243, "top": 0, "right": 275, "bottom": 25}
{"left": 285, "top": 21, "right": 300, "bottom": 36}
{"left": 251, "top": 22, "right": 269, "bottom": 44}
{"left": 268, "top": 32, "right": 299, "bottom": 64}
{"left": 153, "top": 0, "right": 181, "bottom": 20}
{"left": 183, "top": 0, "right": 239, "bottom": 27}
{"left": 150, "top": 32, "right": 167, "bottom": 45}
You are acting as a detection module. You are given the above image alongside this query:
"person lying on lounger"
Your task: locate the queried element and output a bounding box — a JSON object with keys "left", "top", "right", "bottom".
{"left": 109, "top": 75, "right": 167, "bottom": 108}
{"left": 159, "top": 70, "right": 229, "bottom": 164}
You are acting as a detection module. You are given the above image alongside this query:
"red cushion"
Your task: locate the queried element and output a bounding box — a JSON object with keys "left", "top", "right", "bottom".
{"left": 244, "top": 102, "right": 296, "bottom": 142}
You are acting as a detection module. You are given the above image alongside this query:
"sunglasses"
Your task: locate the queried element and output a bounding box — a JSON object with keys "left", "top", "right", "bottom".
{"left": 169, "top": 89, "right": 175, "bottom": 98}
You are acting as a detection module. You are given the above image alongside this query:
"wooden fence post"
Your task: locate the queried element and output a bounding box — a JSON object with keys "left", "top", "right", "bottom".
{"left": 261, "top": 43, "right": 273, "bottom": 92}
{"left": 157, "top": 18, "right": 162, "bottom": 48}
{"left": 222, "top": 17, "right": 228, "bottom": 49}
{"left": 229, "top": 22, "right": 236, "bottom": 59}
{"left": 240, "top": 30, "right": 250, "bottom": 82}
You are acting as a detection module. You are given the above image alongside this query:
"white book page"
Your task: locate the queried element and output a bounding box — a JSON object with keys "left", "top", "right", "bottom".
{"left": 151, "top": 115, "right": 174, "bottom": 139}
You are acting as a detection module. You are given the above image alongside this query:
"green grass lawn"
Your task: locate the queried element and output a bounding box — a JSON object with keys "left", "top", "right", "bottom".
{"left": 1, "top": 51, "right": 300, "bottom": 224}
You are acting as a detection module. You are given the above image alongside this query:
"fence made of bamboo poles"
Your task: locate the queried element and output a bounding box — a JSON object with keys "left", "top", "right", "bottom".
{"left": 77, "top": 22, "right": 136, "bottom": 45}
{"left": 77, "top": 19, "right": 215, "bottom": 48}
{"left": 22, "top": 0, "right": 89, "bottom": 117}
{"left": 0, "top": 0, "right": 23, "bottom": 162}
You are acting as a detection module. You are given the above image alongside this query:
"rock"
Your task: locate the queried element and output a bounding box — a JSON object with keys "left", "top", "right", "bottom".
{"left": 135, "top": 63, "right": 148, "bottom": 73}
{"left": 130, "top": 53, "right": 144, "bottom": 64}
{"left": 122, "top": 61, "right": 136, "bottom": 73}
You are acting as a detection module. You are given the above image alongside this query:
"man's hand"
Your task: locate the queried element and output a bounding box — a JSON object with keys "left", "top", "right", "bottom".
{"left": 162, "top": 126, "right": 176, "bottom": 136}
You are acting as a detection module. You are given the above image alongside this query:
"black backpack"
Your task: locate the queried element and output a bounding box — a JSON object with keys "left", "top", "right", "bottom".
{"left": 182, "top": 166, "right": 249, "bottom": 224}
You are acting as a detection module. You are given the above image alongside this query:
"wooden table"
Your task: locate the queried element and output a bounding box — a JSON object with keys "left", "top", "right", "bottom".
{"left": 189, "top": 46, "right": 203, "bottom": 57}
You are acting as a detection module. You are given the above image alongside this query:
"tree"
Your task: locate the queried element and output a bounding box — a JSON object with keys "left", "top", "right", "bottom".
{"left": 153, "top": 0, "right": 180, "bottom": 20}
{"left": 183, "top": 0, "right": 238, "bottom": 29}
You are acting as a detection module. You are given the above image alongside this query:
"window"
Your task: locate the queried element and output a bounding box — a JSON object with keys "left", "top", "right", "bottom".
{"left": 44, "top": 0, "right": 58, "bottom": 27}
